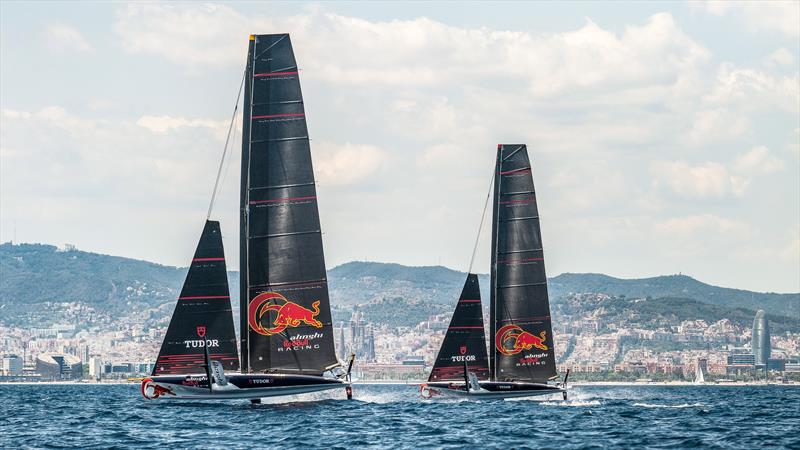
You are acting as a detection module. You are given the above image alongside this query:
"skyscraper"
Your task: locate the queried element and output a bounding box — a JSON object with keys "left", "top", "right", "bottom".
{"left": 752, "top": 310, "right": 771, "bottom": 366}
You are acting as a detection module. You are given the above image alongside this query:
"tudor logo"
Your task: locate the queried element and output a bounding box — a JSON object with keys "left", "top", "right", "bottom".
{"left": 196, "top": 326, "right": 206, "bottom": 338}
{"left": 460, "top": 345, "right": 467, "bottom": 355}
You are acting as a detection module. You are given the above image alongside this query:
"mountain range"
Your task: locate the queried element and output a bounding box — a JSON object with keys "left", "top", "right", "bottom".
{"left": 1, "top": 243, "right": 797, "bottom": 330}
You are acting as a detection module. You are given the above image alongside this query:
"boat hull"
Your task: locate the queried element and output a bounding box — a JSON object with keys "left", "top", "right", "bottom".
{"left": 141, "top": 373, "right": 346, "bottom": 400}
{"left": 422, "top": 380, "right": 564, "bottom": 400}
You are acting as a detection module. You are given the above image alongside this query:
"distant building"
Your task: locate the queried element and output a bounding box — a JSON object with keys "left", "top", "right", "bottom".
{"left": 2, "top": 355, "right": 23, "bottom": 376}
{"left": 35, "top": 353, "right": 82, "bottom": 380}
{"left": 337, "top": 323, "right": 347, "bottom": 360}
{"left": 88, "top": 356, "right": 103, "bottom": 380}
{"left": 347, "top": 309, "right": 376, "bottom": 362}
{"left": 752, "top": 310, "right": 771, "bottom": 366}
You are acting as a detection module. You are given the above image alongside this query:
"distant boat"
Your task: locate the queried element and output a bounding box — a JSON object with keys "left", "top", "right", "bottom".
{"left": 694, "top": 360, "right": 706, "bottom": 384}
{"left": 141, "top": 34, "right": 352, "bottom": 402}
{"left": 421, "top": 145, "right": 568, "bottom": 400}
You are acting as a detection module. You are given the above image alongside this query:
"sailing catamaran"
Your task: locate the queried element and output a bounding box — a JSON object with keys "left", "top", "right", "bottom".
{"left": 421, "top": 144, "right": 568, "bottom": 399}
{"left": 141, "top": 34, "right": 352, "bottom": 401}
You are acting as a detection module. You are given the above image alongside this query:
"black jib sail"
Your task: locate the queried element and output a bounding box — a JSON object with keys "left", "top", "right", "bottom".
{"left": 240, "top": 34, "right": 338, "bottom": 374}
{"left": 428, "top": 274, "right": 490, "bottom": 382}
{"left": 153, "top": 220, "right": 240, "bottom": 375}
{"left": 490, "top": 144, "right": 557, "bottom": 382}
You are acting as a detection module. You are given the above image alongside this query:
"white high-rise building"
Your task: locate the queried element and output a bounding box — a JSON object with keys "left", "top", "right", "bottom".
{"left": 88, "top": 356, "right": 103, "bottom": 381}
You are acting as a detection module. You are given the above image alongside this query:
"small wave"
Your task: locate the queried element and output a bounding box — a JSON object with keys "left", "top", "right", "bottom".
{"left": 539, "top": 400, "right": 601, "bottom": 407}
{"left": 633, "top": 402, "right": 705, "bottom": 409}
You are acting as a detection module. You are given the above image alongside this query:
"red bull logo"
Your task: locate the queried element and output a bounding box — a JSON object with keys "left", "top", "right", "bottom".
{"left": 141, "top": 378, "right": 176, "bottom": 399}
{"left": 248, "top": 292, "right": 323, "bottom": 336}
{"left": 495, "top": 324, "right": 549, "bottom": 356}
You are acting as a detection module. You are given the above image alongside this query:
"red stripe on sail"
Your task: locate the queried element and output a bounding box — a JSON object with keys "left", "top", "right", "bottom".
{"left": 178, "top": 295, "right": 230, "bottom": 300}
{"left": 251, "top": 113, "right": 305, "bottom": 120}
{"left": 249, "top": 196, "right": 316, "bottom": 205}
{"left": 254, "top": 71, "right": 298, "bottom": 77}
{"left": 192, "top": 257, "right": 225, "bottom": 262}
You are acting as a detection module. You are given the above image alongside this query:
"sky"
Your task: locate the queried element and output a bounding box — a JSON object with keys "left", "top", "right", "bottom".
{"left": 1, "top": 1, "right": 798, "bottom": 293}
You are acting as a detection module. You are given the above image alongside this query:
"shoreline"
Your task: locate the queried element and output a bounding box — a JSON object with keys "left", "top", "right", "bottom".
{"left": 1, "top": 380, "right": 797, "bottom": 387}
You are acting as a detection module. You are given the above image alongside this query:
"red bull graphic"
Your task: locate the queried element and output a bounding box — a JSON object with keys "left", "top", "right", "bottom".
{"left": 141, "top": 378, "right": 176, "bottom": 399}
{"left": 248, "top": 292, "right": 323, "bottom": 336}
{"left": 495, "top": 324, "right": 549, "bottom": 356}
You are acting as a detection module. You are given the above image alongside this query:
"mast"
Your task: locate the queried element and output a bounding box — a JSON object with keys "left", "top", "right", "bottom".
{"left": 153, "top": 221, "right": 240, "bottom": 375}
{"left": 490, "top": 144, "right": 557, "bottom": 382}
{"left": 428, "top": 274, "right": 490, "bottom": 382}
{"left": 239, "top": 34, "right": 338, "bottom": 374}
{"left": 239, "top": 35, "right": 255, "bottom": 373}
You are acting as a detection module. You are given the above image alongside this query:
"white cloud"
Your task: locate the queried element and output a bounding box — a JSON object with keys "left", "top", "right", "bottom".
{"left": 112, "top": 7, "right": 709, "bottom": 99}
{"left": 688, "top": 108, "right": 750, "bottom": 144}
{"left": 654, "top": 213, "right": 752, "bottom": 239}
{"left": 44, "top": 24, "right": 92, "bottom": 52}
{"left": 113, "top": 3, "right": 252, "bottom": 66}
{"left": 732, "top": 146, "right": 784, "bottom": 175}
{"left": 696, "top": 1, "right": 800, "bottom": 36}
{"left": 705, "top": 64, "right": 800, "bottom": 113}
{"left": 651, "top": 160, "right": 736, "bottom": 198}
{"left": 652, "top": 147, "right": 785, "bottom": 199}
{"left": 136, "top": 115, "right": 227, "bottom": 136}
{"left": 764, "top": 48, "right": 795, "bottom": 67}
{"left": 313, "top": 142, "right": 386, "bottom": 187}
{"left": 782, "top": 229, "right": 800, "bottom": 262}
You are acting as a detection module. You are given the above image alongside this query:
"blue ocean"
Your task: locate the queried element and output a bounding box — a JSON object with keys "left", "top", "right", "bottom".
{"left": 1, "top": 384, "right": 797, "bottom": 449}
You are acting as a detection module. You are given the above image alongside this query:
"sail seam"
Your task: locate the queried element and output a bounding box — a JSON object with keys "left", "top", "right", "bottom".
{"left": 497, "top": 248, "right": 543, "bottom": 254}
{"left": 249, "top": 278, "right": 327, "bottom": 288}
{"left": 499, "top": 166, "right": 531, "bottom": 175}
{"left": 496, "top": 282, "right": 547, "bottom": 289}
{"left": 254, "top": 71, "right": 298, "bottom": 77}
{"left": 252, "top": 113, "right": 305, "bottom": 120}
{"left": 499, "top": 216, "right": 538, "bottom": 222}
{"left": 249, "top": 230, "right": 320, "bottom": 239}
{"left": 249, "top": 195, "right": 316, "bottom": 204}
{"left": 250, "top": 136, "right": 308, "bottom": 144}
{"left": 249, "top": 181, "right": 316, "bottom": 190}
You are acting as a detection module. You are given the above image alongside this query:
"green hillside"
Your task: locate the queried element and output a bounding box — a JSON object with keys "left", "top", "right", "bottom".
{"left": 1, "top": 245, "right": 796, "bottom": 330}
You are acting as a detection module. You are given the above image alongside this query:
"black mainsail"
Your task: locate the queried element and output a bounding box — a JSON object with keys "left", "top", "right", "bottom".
{"left": 153, "top": 220, "right": 240, "bottom": 375}
{"left": 428, "top": 274, "right": 490, "bottom": 382}
{"left": 240, "top": 34, "right": 338, "bottom": 374}
{"left": 490, "top": 144, "right": 557, "bottom": 382}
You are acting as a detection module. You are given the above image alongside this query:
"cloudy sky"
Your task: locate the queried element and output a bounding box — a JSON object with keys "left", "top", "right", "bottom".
{"left": 1, "top": 1, "right": 798, "bottom": 292}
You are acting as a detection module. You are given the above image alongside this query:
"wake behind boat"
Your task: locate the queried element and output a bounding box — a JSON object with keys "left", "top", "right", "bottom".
{"left": 142, "top": 34, "right": 353, "bottom": 402}
{"left": 421, "top": 144, "right": 568, "bottom": 400}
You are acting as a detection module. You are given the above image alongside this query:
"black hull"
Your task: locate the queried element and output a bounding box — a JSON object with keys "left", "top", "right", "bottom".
{"left": 423, "top": 380, "right": 564, "bottom": 399}
{"left": 142, "top": 373, "right": 346, "bottom": 400}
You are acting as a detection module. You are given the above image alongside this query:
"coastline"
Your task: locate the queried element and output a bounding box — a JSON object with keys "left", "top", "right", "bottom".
{"left": 2, "top": 380, "right": 797, "bottom": 387}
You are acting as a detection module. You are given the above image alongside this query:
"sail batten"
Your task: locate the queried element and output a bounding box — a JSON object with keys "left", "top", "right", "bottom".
{"left": 490, "top": 144, "right": 557, "bottom": 383}
{"left": 240, "top": 34, "right": 338, "bottom": 375}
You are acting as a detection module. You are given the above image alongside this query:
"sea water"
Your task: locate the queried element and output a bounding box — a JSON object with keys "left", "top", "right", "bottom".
{"left": 1, "top": 384, "right": 797, "bottom": 449}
